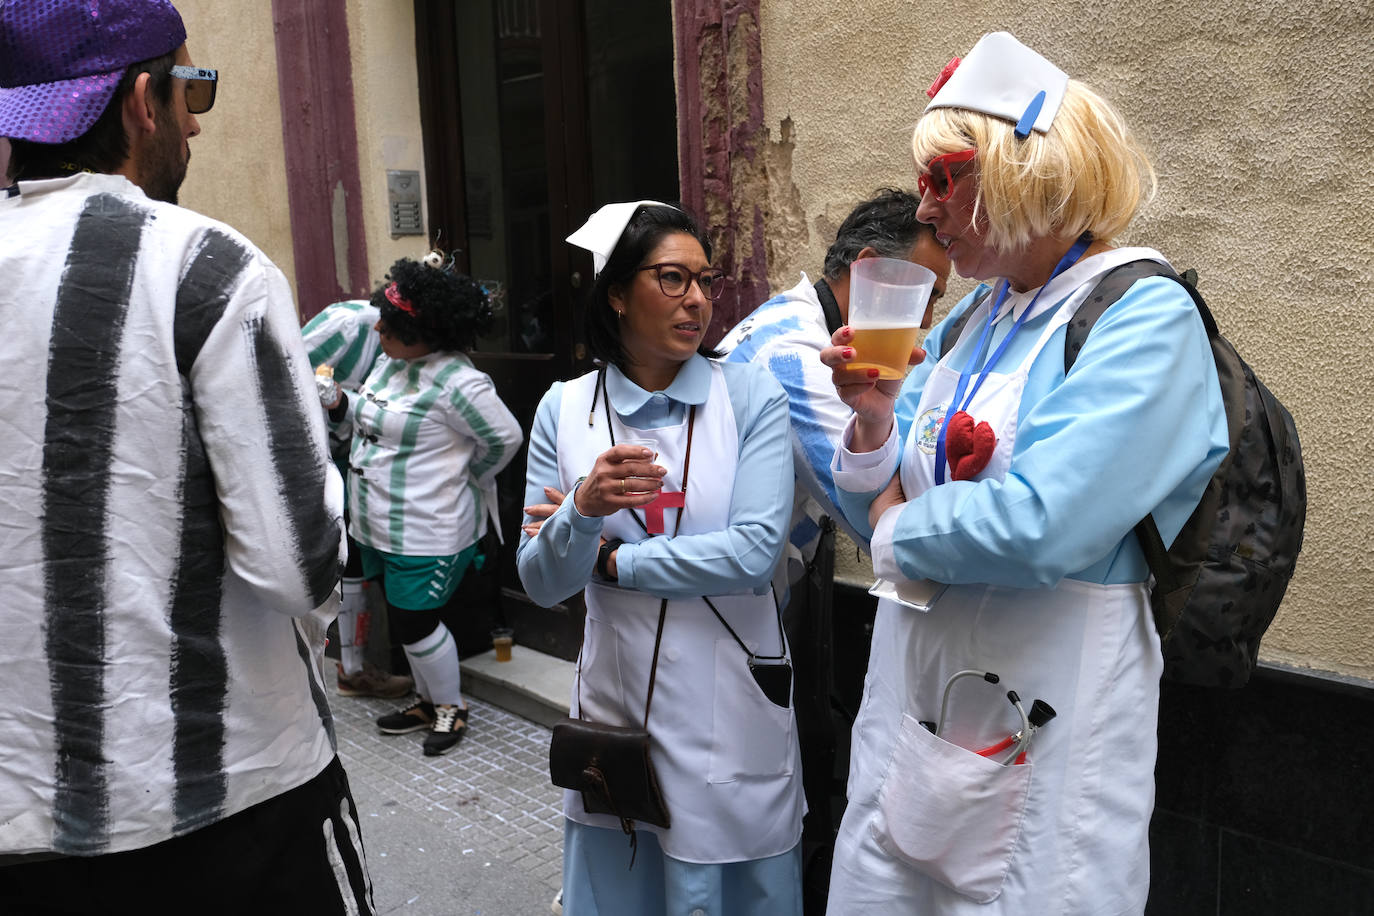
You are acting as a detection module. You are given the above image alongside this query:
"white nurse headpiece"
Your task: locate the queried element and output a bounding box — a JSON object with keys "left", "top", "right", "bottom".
{"left": 566, "top": 200, "right": 678, "bottom": 276}
{"left": 923, "top": 32, "right": 1069, "bottom": 139}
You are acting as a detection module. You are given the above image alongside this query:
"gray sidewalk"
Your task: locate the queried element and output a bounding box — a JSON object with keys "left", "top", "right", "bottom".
{"left": 333, "top": 648, "right": 575, "bottom": 916}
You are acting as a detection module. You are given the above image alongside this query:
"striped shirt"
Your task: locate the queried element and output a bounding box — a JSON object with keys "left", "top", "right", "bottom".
{"left": 303, "top": 300, "right": 382, "bottom": 466}
{"left": 0, "top": 173, "right": 346, "bottom": 857}
{"left": 346, "top": 351, "right": 523, "bottom": 556}
{"left": 302, "top": 300, "right": 382, "bottom": 391}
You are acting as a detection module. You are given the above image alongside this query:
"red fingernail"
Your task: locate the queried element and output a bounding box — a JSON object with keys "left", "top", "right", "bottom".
{"left": 867, "top": 369, "right": 880, "bottom": 378}
{"left": 843, "top": 347, "right": 855, "bottom": 359}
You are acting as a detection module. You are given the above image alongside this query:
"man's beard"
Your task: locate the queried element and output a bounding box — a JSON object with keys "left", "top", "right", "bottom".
{"left": 141, "top": 105, "right": 189, "bottom": 205}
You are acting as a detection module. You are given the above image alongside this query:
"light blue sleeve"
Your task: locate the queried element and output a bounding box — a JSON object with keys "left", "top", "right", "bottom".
{"left": 759, "top": 332, "right": 870, "bottom": 549}
{"left": 881, "top": 277, "right": 1228, "bottom": 588}
{"left": 830, "top": 289, "right": 988, "bottom": 541}
{"left": 617, "top": 361, "right": 792, "bottom": 598}
{"left": 515, "top": 382, "right": 606, "bottom": 607}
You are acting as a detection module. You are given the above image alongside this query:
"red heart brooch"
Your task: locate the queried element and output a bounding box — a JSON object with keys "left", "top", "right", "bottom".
{"left": 945, "top": 411, "right": 996, "bottom": 481}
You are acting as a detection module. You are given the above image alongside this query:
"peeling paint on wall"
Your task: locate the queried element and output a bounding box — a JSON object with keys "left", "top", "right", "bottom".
{"left": 763, "top": 117, "right": 810, "bottom": 292}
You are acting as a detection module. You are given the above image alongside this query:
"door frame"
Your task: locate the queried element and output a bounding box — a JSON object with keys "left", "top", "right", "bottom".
{"left": 412, "top": 0, "right": 598, "bottom": 659}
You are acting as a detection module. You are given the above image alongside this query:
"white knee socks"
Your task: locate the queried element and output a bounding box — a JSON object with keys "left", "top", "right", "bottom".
{"left": 337, "top": 577, "right": 370, "bottom": 676}
{"left": 402, "top": 622, "right": 463, "bottom": 707}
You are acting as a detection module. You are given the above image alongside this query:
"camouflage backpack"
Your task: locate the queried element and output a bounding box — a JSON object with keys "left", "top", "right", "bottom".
{"left": 942, "top": 261, "right": 1306, "bottom": 686}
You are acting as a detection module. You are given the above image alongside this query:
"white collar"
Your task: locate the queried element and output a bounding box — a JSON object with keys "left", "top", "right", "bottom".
{"left": 992, "top": 248, "right": 1169, "bottom": 324}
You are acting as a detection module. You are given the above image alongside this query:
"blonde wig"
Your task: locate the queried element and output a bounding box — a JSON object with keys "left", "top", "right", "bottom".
{"left": 911, "top": 79, "right": 1157, "bottom": 253}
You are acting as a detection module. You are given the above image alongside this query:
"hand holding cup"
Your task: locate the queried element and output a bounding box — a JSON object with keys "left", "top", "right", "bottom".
{"left": 571, "top": 442, "right": 665, "bottom": 518}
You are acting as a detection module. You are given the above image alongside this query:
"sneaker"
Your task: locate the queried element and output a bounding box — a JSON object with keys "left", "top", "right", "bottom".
{"left": 422, "top": 704, "right": 469, "bottom": 757}
{"left": 551, "top": 889, "right": 563, "bottom": 915}
{"left": 337, "top": 662, "right": 414, "bottom": 699}
{"left": 377, "top": 700, "right": 435, "bottom": 734}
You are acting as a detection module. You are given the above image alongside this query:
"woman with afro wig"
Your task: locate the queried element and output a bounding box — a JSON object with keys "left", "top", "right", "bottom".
{"left": 322, "top": 256, "right": 523, "bottom": 757}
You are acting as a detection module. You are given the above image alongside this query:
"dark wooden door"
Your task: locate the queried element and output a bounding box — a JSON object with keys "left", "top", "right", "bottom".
{"left": 414, "top": 0, "right": 678, "bottom": 659}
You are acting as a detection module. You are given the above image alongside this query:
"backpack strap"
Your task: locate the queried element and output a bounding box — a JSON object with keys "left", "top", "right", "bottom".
{"left": 1062, "top": 259, "right": 1216, "bottom": 615}
{"left": 814, "top": 278, "right": 844, "bottom": 337}
{"left": 1064, "top": 260, "right": 1215, "bottom": 372}
{"left": 937, "top": 287, "right": 995, "bottom": 360}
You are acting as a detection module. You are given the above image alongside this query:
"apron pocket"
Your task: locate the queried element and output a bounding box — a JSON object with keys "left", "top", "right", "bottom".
{"left": 708, "top": 639, "right": 795, "bottom": 783}
{"left": 870, "top": 713, "right": 1032, "bottom": 903}
{"left": 575, "top": 615, "right": 626, "bottom": 721}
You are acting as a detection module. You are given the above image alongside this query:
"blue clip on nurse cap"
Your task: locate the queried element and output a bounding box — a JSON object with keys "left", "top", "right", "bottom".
{"left": 924, "top": 32, "right": 1070, "bottom": 139}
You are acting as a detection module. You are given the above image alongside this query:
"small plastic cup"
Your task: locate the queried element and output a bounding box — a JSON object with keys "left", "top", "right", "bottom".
{"left": 491, "top": 627, "right": 514, "bottom": 662}
{"left": 621, "top": 437, "right": 664, "bottom": 492}
{"left": 847, "top": 257, "right": 937, "bottom": 379}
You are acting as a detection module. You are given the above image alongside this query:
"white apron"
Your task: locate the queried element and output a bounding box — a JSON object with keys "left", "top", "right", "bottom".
{"left": 555, "top": 364, "right": 805, "bottom": 864}
{"left": 829, "top": 251, "right": 1167, "bottom": 914}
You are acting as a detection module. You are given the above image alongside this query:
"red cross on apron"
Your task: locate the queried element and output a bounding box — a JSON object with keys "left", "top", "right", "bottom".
{"left": 642, "top": 490, "right": 685, "bottom": 535}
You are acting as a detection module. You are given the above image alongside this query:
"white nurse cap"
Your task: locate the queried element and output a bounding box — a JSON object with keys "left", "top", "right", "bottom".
{"left": 923, "top": 32, "right": 1069, "bottom": 138}
{"left": 566, "top": 200, "right": 678, "bottom": 276}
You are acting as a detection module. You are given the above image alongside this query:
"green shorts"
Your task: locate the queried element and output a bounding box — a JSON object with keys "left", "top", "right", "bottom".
{"left": 357, "top": 543, "right": 478, "bottom": 611}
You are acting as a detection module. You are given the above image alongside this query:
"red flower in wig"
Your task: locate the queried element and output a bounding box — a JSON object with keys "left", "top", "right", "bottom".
{"left": 927, "top": 57, "right": 961, "bottom": 99}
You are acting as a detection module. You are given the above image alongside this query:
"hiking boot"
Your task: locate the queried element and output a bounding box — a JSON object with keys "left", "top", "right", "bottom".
{"left": 422, "top": 704, "right": 469, "bottom": 757}
{"left": 377, "top": 700, "right": 435, "bottom": 735}
{"left": 337, "top": 662, "right": 414, "bottom": 699}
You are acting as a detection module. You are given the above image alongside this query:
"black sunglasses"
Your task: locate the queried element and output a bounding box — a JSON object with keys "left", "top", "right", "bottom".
{"left": 170, "top": 65, "right": 218, "bottom": 115}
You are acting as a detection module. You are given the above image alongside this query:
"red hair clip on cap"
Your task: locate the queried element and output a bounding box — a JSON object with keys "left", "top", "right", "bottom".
{"left": 922, "top": 33, "right": 1072, "bottom": 482}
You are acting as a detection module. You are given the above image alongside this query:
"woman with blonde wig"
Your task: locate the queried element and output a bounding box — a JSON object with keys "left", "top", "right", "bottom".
{"left": 820, "top": 33, "right": 1229, "bottom": 913}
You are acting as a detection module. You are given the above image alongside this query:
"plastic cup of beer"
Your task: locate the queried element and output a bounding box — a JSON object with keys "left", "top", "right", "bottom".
{"left": 847, "top": 257, "right": 937, "bottom": 379}
{"left": 491, "top": 627, "right": 514, "bottom": 662}
{"left": 621, "top": 437, "right": 663, "bottom": 494}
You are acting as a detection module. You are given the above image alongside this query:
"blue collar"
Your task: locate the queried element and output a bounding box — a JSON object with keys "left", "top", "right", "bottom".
{"left": 606, "top": 354, "right": 712, "bottom": 414}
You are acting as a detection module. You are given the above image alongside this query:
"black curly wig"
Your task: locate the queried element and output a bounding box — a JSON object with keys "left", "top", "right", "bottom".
{"left": 370, "top": 257, "right": 493, "bottom": 352}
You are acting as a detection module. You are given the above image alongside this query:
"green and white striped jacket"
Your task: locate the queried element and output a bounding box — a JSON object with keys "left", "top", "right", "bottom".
{"left": 346, "top": 351, "right": 522, "bottom": 556}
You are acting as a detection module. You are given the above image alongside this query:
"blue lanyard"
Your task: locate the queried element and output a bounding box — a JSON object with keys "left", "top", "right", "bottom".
{"left": 933, "top": 235, "right": 1092, "bottom": 485}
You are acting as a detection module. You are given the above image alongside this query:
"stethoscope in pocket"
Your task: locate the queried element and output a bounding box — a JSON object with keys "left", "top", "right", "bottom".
{"left": 920, "top": 669, "right": 1057, "bottom": 766}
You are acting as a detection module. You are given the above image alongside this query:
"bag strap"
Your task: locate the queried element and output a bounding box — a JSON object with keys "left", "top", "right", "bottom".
{"left": 598, "top": 367, "right": 697, "bottom": 540}
{"left": 701, "top": 588, "right": 787, "bottom": 661}
{"left": 814, "top": 278, "right": 844, "bottom": 337}
{"left": 1063, "top": 261, "right": 1214, "bottom": 372}
{"left": 1061, "top": 260, "right": 1212, "bottom": 629}
{"left": 938, "top": 286, "right": 995, "bottom": 360}
{"left": 585, "top": 366, "right": 698, "bottom": 726}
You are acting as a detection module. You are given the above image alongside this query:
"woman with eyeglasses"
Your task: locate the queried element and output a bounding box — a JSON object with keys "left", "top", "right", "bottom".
{"left": 518, "top": 202, "right": 804, "bottom": 914}
{"left": 820, "top": 34, "right": 1229, "bottom": 913}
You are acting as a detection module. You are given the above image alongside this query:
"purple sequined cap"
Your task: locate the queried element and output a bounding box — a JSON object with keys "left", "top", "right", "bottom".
{"left": 0, "top": 0, "right": 187, "bottom": 144}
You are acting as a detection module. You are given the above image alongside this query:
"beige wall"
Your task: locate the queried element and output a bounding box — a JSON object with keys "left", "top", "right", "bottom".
{"left": 757, "top": 1, "right": 1374, "bottom": 679}
{"left": 345, "top": 0, "right": 432, "bottom": 287}
{"left": 174, "top": 2, "right": 297, "bottom": 296}
{"left": 173, "top": 1, "right": 429, "bottom": 315}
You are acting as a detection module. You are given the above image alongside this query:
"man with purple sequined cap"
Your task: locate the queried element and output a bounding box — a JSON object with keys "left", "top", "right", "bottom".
{"left": 0, "top": 3, "right": 371, "bottom": 911}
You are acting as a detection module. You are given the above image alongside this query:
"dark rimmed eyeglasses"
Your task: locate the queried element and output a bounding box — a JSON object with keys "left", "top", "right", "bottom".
{"left": 917, "top": 148, "right": 977, "bottom": 202}
{"left": 170, "top": 65, "right": 218, "bottom": 115}
{"left": 637, "top": 262, "right": 727, "bottom": 301}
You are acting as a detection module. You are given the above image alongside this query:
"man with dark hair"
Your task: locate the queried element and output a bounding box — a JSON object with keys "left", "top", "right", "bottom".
{"left": 717, "top": 188, "right": 949, "bottom": 910}
{"left": 721, "top": 188, "right": 950, "bottom": 556}
{"left": 0, "top": 2, "right": 371, "bottom": 912}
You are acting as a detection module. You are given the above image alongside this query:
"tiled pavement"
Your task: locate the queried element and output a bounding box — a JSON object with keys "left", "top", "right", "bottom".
{"left": 331, "top": 673, "right": 566, "bottom": 916}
